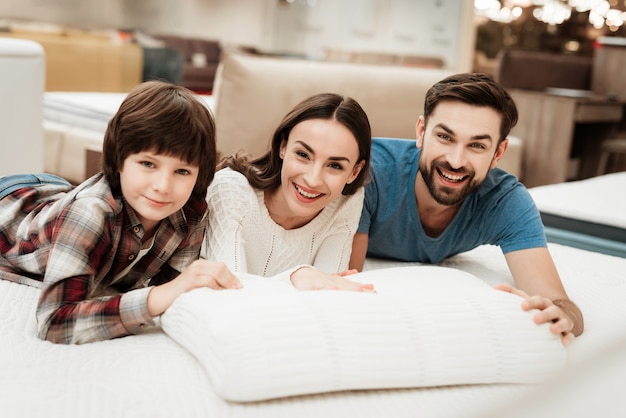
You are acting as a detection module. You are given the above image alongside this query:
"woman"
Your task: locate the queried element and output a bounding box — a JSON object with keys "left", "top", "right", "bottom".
{"left": 201, "top": 92, "right": 373, "bottom": 291}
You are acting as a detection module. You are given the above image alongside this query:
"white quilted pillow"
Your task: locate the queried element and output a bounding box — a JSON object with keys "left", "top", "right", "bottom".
{"left": 161, "top": 266, "right": 566, "bottom": 402}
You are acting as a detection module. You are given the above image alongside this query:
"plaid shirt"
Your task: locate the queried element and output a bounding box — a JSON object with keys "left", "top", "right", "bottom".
{"left": 0, "top": 173, "right": 207, "bottom": 344}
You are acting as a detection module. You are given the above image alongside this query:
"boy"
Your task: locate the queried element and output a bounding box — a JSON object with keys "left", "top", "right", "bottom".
{"left": 0, "top": 81, "right": 240, "bottom": 344}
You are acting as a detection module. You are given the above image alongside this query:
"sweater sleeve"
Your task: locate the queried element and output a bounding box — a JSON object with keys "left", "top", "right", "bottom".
{"left": 311, "top": 187, "right": 364, "bottom": 273}
{"left": 201, "top": 170, "right": 254, "bottom": 273}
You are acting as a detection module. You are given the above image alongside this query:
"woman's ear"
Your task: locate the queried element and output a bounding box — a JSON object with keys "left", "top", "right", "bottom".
{"left": 279, "top": 139, "right": 287, "bottom": 159}
{"left": 347, "top": 160, "right": 366, "bottom": 184}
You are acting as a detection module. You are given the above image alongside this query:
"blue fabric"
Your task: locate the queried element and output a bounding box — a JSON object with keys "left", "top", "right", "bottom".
{"left": 0, "top": 173, "right": 71, "bottom": 200}
{"left": 358, "top": 138, "right": 547, "bottom": 263}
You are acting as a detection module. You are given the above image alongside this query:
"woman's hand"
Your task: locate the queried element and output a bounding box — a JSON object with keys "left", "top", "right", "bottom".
{"left": 495, "top": 283, "right": 575, "bottom": 346}
{"left": 290, "top": 267, "right": 375, "bottom": 292}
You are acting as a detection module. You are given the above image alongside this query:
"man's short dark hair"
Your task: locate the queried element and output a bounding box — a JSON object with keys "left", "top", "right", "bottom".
{"left": 423, "top": 73, "right": 518, "bottom": 144}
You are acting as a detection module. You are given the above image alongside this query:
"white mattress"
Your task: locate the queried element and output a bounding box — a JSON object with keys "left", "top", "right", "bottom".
{"left": 43, "top": 92, "right": 128, "bottom": 133}
{"left": 528, "top": 173, "right": 626, "bottom": 257}
{"left": 43, "top": 92, "right": 216, "bottom": 132}
{"left": 43, "top": 91, "right": 214, "bottom": 133}
{"left": 2, "top": 243, "right": 626, "bottom": 418}
{"left": 528, "top": 172, "right": 626, "bottom": 229}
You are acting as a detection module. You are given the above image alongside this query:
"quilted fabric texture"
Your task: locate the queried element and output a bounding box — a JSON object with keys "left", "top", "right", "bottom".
{"left": 161, "top": 266, "right": 566, "bottom": 402}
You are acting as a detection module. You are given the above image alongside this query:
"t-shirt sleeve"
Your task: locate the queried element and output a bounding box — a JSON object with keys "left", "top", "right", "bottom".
{"left": 357, "top": 176, "right": 377, "bottom": 234}
{"left": 493, "top": 183, "right": 547, "bottom": 254}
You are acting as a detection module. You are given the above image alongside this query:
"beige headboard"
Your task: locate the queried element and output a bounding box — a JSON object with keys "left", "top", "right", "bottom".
{"left": 212, "top": 52, "right": 454, "bottom": 159}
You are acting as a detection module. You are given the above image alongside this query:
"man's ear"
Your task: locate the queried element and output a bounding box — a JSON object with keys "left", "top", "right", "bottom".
{"left": 491, "top": 138, "right": 509, "bottom": 169}
{"left": 415, "top": 116, "right": 426, "bottom": 148}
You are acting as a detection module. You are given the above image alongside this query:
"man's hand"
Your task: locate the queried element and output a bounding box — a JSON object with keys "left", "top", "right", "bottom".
{"left": 495, "top": 283, "right": 576, "bottom": 346}
{"left": 504, "top": 247, "right": 584, "bottom": 339}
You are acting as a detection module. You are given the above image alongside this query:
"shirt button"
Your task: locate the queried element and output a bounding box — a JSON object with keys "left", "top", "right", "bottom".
{"left": 128, "top": 254, "right": 135, "bottom": 260}
{"left": 133, "top": 226, "right": 140, "bottom": 233}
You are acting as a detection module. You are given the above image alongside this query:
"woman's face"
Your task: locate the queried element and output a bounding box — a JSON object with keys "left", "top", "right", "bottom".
{"left": 267, "top": 118, "right": 364, "bottom": 229}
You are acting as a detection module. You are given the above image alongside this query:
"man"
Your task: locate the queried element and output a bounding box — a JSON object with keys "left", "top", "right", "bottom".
{"left": 349, "top": 73, "right": 583, "bottom": 345}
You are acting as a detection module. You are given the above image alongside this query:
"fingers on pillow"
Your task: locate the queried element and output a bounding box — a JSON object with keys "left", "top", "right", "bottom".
{"left": 494, "top": 283, "right": 513, "bottom": 292}
{"left": 494, "top": 284, "right": 529, "bottom": 300}
{"left": 561, "top": 331, "right": 575, "bottom": 346}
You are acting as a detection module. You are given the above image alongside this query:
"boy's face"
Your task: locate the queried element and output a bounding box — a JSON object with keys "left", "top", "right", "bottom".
{"left": 119, "top": 150, "right": 199, "bottom": 235}
{"left": 415, "top": 100, "right": 507, "bottom": 207}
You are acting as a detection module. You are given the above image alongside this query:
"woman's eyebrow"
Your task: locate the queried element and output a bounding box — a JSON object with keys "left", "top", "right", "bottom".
{"left": 294, "top": 140, "right": 352, "bottom": 162}
{"left": 295, "top": 140, "right": 315, "bottom": 154}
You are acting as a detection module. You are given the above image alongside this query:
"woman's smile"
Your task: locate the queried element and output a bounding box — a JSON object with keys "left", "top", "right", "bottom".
{"left": 293, "top": 182, "right": 324, "bottom": 200}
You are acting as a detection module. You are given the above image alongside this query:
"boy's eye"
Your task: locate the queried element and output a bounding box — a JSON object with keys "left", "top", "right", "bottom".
{"left": 176, "top": 169, "right": 191, "bottom": 175}
{"left": 470, "top": 143, "right": 487, "bottom": 150}
{"left": 141, "top": 161, "right": 155, "bottom": 168}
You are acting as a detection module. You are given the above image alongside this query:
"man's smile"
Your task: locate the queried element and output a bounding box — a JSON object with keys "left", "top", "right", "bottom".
{"left": 436, "top": 167, "right": 469, "bottom": 183}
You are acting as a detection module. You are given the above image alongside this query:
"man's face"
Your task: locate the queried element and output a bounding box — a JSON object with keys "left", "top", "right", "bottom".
{"left": 415, "top": 100, "right": 507, "bottom": 207}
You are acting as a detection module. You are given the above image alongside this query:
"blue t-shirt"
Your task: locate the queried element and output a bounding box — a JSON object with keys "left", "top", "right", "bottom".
{"left": 358, "top": 138, "right": 547, "bottom": 263}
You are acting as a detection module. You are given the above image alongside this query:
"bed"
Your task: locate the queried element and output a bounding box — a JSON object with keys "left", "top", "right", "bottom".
{"left": 528, "top": 172, "right": 626, "bottom": 258}
{"left": 2, "top": 243, "right": 625, "bottom": 418}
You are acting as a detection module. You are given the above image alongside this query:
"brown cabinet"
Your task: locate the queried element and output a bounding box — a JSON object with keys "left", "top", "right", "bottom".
{"left": 509, "top": 89, "right": 623, "bottom": 187}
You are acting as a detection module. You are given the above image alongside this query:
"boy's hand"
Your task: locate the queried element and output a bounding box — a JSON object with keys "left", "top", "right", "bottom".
{"left": 180, "top": 259, "right": 242, "bottom": 291}
{"left": 147, "top": 260, "right": 241, "bottom": 316}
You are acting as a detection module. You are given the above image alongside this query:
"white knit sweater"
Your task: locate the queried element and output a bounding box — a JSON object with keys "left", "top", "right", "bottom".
{"left": 201, "top": 168, "right": 364, "bottom": 279}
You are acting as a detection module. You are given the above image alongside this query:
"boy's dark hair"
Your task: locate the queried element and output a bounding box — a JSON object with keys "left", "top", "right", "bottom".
{"left": 220, "top": 92, "right": 371, "bottom": 196}
{"left": 102, "top": 80, "right": 217, "bottom": 199}
{"left": 423, "top": 73, "right": 518, "bottom": 144}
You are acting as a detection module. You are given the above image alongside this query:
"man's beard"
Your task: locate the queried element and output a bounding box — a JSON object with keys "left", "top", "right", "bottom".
{"left": 418, "top": 157, "right": 479, "bottom": 207}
